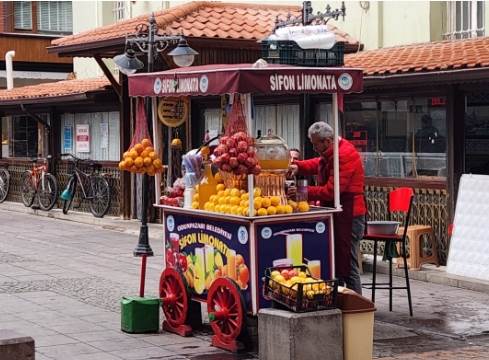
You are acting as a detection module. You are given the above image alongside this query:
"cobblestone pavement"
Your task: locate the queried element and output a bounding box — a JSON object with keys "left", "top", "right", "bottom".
{"left": 1, "top": 209, "right": 489, "bottom": 359}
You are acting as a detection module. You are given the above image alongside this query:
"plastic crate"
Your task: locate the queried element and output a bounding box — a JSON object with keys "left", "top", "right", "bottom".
{"left": 261, "top": 40, "right": 344, "bottom": 67}
{"left": 121, "top": 296, "right": 160, "bottom": 333}
{"left": 263, "top": 265, "right": 338, "bottom": 312}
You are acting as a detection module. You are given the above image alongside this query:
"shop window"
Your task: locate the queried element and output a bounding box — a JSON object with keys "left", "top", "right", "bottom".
{"left": 465, "top": 92, "right": 489, "bottom": 175}
{"left": 444, "top": 0, "right": 485, "bottom": 39}
{"left": 37, "top": 1, "right": 72, "bottom": 34}
{"left": 0, "top": 115, "right": 39, "bottom": 158}
{"left": 255, "top": 104, "right": 300, "bottom": 150}
{"left": 343, "top": 97, "right": 447, "bottom": 179}
{"left": 14, "top": 1, "right": 33, "bottom": 30}
{"left": 60, "top": 112, "right": 120, "bottom": 161}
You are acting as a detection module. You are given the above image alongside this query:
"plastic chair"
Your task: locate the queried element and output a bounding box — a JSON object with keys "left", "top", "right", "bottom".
{"left": 363, "top": 187, "right": 414, "bottom": 316}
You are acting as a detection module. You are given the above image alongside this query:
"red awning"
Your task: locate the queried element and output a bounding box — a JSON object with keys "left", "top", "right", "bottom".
{"left": 128, "top": 63, "right": 363, "bottom": 97}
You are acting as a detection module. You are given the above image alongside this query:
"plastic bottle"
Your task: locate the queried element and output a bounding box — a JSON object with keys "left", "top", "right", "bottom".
{"left": 198, "top": 162, "right": 218, "bottom": 209}
{"left": 183, "top": 172, "right": 196, "bottom": 209}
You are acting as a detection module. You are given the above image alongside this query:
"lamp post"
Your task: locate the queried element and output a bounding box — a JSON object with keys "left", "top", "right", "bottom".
{"left": 114, "top": 13, "right": 198, "bottom": 295}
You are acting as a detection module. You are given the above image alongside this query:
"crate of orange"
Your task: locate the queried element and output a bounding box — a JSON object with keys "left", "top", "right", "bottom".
{"left": 118, "top": 99, "right": 163, "bottom": 176}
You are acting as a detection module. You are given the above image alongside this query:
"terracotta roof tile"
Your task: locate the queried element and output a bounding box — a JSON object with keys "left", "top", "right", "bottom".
{"left": 345, "top": 36, "right": 489, "bottom": 76}
{"left": 0, "top": 78, "right": 110, "bottom": 102}
{"left": 51, "top": 1, "right": 359, "bottom": 49}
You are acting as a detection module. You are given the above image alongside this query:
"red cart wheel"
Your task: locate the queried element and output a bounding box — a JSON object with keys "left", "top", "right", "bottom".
{"left": 207, "top": 277, "right": 245, "bottom": 352}
{"left": 159, "top": 268, "right": 192, "bottom": 336}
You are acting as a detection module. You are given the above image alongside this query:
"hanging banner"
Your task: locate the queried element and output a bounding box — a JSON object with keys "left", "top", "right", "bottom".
{"left": 63, "top": 126, "right": 73, "bottom": 153}
{"left": 76, "top": 124, "right": 90, "bottom": 153}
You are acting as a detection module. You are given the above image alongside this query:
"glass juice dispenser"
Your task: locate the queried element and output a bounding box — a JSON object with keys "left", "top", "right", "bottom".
{"left": 255, "top": 133, "right": 289, "bottom": 204}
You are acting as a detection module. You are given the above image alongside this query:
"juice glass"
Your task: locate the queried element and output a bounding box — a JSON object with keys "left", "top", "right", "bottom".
{"left": 194, "top": 247, "right": 206, "bottom": 294}
{"left": 199, "top": 162, "right": 218, "bottom": 209}
{"left": 286, "top": 234, "right": 303, "bottom": 266}
{"left": 227, "top": 249, "right": 237, "bottom": 280}
{"left": 308, "top": 260, "right": 321, "bottom": 279}
{"left": 169, "top": 233, "right": 180, "bottom": 252}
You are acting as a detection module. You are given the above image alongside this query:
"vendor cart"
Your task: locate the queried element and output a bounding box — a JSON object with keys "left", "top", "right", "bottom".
{"left": 127, "top": 63, "right": 363, "bottom": 351}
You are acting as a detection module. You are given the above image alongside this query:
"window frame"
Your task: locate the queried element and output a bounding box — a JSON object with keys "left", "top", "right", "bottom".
{"left": 444, "top": 0, "right": 485, "bottom": 39}
{"left": 36, "top": 1, "right": 73, "bottom": 35}
{"left": 13, "top": 1, "right": 33, "bottom": 31}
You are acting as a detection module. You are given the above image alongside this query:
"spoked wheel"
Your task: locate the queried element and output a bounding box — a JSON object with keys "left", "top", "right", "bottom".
{"left": 159, "top": 268, "right": 193, "bottom": 336}
{"left": 38, "top": 173, "right": 58, "bottom": 211}
{"left": 0, "top": 168, "right": 10, "bottom": 203}
{"left": 89, "top": 175, "right": 111, "bottom": 218}
{"left": 21, "top": 171, "right": 36, "bottom": 208}
{"left": 207, "top": 277, "right": 246, "bottom": 352}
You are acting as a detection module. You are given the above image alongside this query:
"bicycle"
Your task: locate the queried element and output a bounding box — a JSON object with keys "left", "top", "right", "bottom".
{"left": 21, "top": 156, "right": 58, "bottom": 211}
{"left": 60, "top": 154, "right": 111, "bottom": 218}
{"left": 0, "top": 165, "right": 10, "bottom": 203}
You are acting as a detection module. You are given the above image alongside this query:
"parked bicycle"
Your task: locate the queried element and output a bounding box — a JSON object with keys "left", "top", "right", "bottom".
{"left": 60, "top": 154, "right": 111, "bottom": 218}
{"left": 0, "top": 165, "right": 10, "bottom": 203}
{"left": 21, "top": 156, "right": 58, "bottom": 211}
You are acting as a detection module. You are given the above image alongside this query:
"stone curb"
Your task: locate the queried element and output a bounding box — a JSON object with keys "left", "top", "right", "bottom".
{"left": 0, "top": 201, "right": 162, "bottom": 240}
{"left": 362, "top": 257, "right": 489, "bottom": 295}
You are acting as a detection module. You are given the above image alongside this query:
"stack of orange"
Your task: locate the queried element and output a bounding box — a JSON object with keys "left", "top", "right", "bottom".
{"left": 118, "top": 138, "right": 163, "bottom": 176}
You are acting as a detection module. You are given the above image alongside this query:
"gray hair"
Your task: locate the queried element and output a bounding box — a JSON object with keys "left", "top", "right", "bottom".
{"left": 308, "top": 122, "right": 334, "bottom": 140}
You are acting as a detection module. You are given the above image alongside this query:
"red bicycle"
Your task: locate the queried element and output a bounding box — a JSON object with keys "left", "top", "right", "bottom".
{"left": 21, "top": 156, "right": 58, "bottom": 211}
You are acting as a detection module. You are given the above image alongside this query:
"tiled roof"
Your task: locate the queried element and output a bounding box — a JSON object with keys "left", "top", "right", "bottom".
{"left": 0, "top": 78, "right": 110, "bottom": 102}
{"left": 51, "top": 1, "right": 359, "bottom": 48}
{"left": 345, "top": 36, "right": 489, "bottom": 76}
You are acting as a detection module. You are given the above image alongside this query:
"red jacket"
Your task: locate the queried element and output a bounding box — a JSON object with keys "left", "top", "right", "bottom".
{"left": 295, "top": 138, "right": 366, "bottom": 217}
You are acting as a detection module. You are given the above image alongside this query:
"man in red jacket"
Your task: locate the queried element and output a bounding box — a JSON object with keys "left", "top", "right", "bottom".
{"left": 289, "top": 121, "right": 366, "bottom": 294}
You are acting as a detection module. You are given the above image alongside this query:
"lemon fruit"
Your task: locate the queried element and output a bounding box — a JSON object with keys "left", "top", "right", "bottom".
{"left": 267, "top": 206, "right": 277, "bottom": 215}
{"left": 270, "top": 196, "right": 281, "bottom": 206}
{"left": 298, "top": 201, "right": 310, "bottom": 212}
{"left": 216, "top": 184, "right": 225, "bottom": 192}
{"left": 261, "top": 197, "right": 271, "bottom": 208}
{"left": 284, "top": 204, "right": 294, "bottom": 214}
{"left": 253, "top": 197, "right": 263, "bottom": 210}
{"left": 253, "top": 187, "right": 262, "bottom": 197}
{"left": 257, "top": 208, "right": 267, "bottom": 216}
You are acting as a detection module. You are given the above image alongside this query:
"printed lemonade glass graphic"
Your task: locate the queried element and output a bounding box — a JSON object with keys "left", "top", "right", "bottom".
{"left": 194, "top": 247, "right": 206, "bottom": 294}
{"left": 286, "top": 234, "right": 303, "bottom": 266}
{"left": 169, "top": 233, "right": 180, "bottom": 252}
{"left": 204, "top": 245, "right": 215, "bottom": 274}
{"left": 308, "top": 260, "right": 321, "bottom": 279}
{"left": 227, "top": 249, "right": 237, "bottom": 280}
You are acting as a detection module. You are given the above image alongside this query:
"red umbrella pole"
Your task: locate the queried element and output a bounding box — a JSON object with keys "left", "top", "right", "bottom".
{"left": 139, "top": 255, "right": 147, "bottom": 297}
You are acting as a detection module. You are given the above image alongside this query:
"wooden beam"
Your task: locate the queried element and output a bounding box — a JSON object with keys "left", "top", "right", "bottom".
{"left": 120, "top": 73, "right": 132, "bottom": 219}
{"left": 94, "top": 55, "right": 122, "bottom": 100}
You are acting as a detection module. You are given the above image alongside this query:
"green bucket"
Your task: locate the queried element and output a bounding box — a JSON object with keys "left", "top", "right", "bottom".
{"left": 121, "top": 296, "right": 160, "bottom": 333}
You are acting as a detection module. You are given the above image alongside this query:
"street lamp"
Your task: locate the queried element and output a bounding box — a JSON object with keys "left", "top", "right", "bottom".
{"left": 113, "top": 14, "right": 198, "bottom": 293}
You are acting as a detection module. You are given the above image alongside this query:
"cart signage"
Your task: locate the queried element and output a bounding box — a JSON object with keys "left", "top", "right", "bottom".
{"left": 164, "top": 212, "right": 252, "bottom": 306}
{"left": 256, "top": 216, "right": 333, "bottom": 308}
{"left": 129, "top": 64, "right": 363, "bottom": 97}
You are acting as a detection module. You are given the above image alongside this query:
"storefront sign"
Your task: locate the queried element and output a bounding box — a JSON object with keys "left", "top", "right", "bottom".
{"left": 256, "top": 216, "right": 333, "bottom": 308}
{"left": 63, "top": 126, "right": 73, "bottom": 153}
{"left": 75, "top": 124, "right": 90, "bottom": 153}
{"left": 129, "top": 64, "right": 363, "bottom": 97}
{"left": 164, "top": 211, "right": 252, "bottom": 307}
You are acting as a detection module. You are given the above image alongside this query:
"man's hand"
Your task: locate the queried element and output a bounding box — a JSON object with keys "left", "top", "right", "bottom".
{"left": 287, "top": 163, "right": 298, "bottom": 178}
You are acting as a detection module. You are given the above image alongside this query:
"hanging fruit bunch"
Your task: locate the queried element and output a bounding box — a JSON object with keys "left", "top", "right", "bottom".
{"left": 213, "top": 131, "right": 260, "bottom": 176}
{"left": 212, "top": 97, "right": 261, "bottom": 176}
{"left": 118, "top": 98, "right": 163, "bottom": 176}
{"left": 119, "top": 138, "right": 163, "bottom": 176}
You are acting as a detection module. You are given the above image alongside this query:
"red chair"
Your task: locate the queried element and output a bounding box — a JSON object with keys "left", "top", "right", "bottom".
{"left": 363, "top": 187, "right": 414, "bottom": 316}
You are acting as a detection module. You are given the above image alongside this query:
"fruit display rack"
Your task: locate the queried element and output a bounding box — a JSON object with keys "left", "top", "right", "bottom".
{"left": 263, "top": 265, "right": 338, "bottom": 312}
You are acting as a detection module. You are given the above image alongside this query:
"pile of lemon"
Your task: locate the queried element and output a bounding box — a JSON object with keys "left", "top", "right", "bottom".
{"left": 196, "top": 184, "right": 310, "bottom": 216}
{"left": 119, "top": 138, "right": 163, "bottom": 176}
{"left": 269, "top": 270, "right": 331, "bottom": 299}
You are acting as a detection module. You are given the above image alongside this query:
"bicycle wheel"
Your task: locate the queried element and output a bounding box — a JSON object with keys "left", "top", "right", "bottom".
{"left": 0, "top": 168, "right": 10, "bottom": 203}
{"left": 89, "top": 174, "right": 111, "bottom": 218}
{"left": 38, "top": 173, "right": 58, "bottom": 211}
{"left": 62, "top": 176, "right": 77, "bottom": 215}
{"left": 21, "top": 171, "right": 36, "bottom": 207}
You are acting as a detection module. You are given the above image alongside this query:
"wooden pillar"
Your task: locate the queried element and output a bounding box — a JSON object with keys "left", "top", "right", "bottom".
{"left": 120, "top": 74, "right": 132, "bottom": 219}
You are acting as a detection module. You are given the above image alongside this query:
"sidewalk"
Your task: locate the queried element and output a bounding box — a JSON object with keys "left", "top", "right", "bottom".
{"left": 1, "top": 206, "right": 489, "bottom": 359}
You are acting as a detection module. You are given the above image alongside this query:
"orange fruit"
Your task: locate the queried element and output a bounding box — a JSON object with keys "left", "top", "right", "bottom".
{"left": 146, "top": 164, "right": 155, "bottom": 174}
{"left": 149, "top": 151, "right": 157, "bottom": 160}
{"left": 153, "top": 158, "right": 162, "bottom": 169}
{"left": 129, "top": 165, "right": 138, "bottom": 173}
{"left": 134, "top": 157, "right": 144, "bottom": 168}
{"left": 141, "top": 138, "right": 152, "bottom": 148}
{"left": 123, "top": 151, "right": 130, "bottom": 159}
{"left": 236, "top": 254, "right": 244, "bottom": 266}
{"left": 140, "top": 150, "right": 150, "bottom": 158}
{"left": 145, "top": 146, "right": 154, "bottom": 154}
{"left": 134, "top": 143, "right": 144, "bottom": 154}
{"left": 129, "top": 150, "right": 138, "bottom": 159}
{"left": 143, "top": 157, "right": 152, "bottom": 166}
{"left": 125, "top": 157, "right": 134, "bottom": 167}
{"left": 118, "top": 161, "right": 126, "bottom": 170}
{"left": 238, "top": 264, "right": 249, "bottom": 285}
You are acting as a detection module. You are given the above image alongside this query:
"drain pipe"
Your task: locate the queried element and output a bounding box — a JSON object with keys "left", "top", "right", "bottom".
{"left": 5, "top": 50, "right": 15, "bottom": 90}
